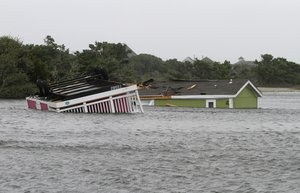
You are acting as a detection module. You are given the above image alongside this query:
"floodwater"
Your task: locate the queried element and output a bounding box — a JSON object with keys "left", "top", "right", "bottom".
{"left": 0, "top": 92, "right": 299, "bottom": 193}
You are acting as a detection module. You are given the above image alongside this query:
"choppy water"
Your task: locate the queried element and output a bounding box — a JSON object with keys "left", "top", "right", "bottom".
{"left": 0, "top": 92, "right": 300, "bottom": 193}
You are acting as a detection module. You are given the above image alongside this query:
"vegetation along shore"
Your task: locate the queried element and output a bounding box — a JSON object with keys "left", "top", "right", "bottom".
{"left": 1, "top": 35, "right": 300, "bottom": 98}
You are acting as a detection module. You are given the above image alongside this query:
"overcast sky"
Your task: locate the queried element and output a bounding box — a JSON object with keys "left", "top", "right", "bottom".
{"left": 1, "top": 0, "right": 300, "bottom": 63}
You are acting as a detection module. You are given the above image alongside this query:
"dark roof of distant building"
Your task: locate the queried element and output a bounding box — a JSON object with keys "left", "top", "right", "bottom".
{"left": 183, "top": 57, "right": 195, "bottom": 63}
{"left": 201, "top": 57, "right": 214, "bottom": 63}
{"left": 183, "top": 56, "right": 214, "bottom": 64}
{"left": 138, "top": 79, "right": 262, "bottom": 97}
{"left": 234, "top": 57, "right": 256, "bottom": 66}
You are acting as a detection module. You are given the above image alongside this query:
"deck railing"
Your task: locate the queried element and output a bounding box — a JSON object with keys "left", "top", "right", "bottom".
{"left": 59, "top": 91, "right": 142, "bottom": 113}
{"left": 27, "top": 85, "right": 144, "bottom": 114}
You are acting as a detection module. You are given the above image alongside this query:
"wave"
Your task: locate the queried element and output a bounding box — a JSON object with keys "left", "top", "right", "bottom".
{"left": 0, "top": 139, "right": 140, "bottom": 152}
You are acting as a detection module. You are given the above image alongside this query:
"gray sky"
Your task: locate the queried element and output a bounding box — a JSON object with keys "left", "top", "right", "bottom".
{"left": 1, "top": 0, "right": 300, "bottom": 63}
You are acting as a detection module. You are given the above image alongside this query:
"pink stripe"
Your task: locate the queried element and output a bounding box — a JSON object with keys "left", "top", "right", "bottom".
{"left": 114, "top": 100, "right": 118, "bottom": 113}
{"left": 125, "top": 98, "right": 130, "bottom": 113}
{"left": 103, "top": 102, "right": 106, "bottom": 113}
{"left": 90, "top": 105, "right": 93, "bottom": 113}
{"left": 121, "top": 98, "right": 126, "bottom": 113}
{"left": 107, "top": 102, "right": 111, "bottom": 113}
{"left": 95, "top": 104, "right": 99, "bottom": 113}
{"left": 120, "top": 98, "right": 124, "bottom": 113}
{"left": 120, "top": 98, "right": 125, "bottom": 113}
{"left": 122, "top": 98, "right": 127, "bottom": 113}
{"left": 99, "top": 103, "right": 103, "bottom": 113}
{"left": 27, "top": 100, "right": 36, "bottom": 109}
{"left": 40, "top": 103, "right": 48, "bottom": 111}
{"left": 118, "top": 99, "right": 121, "bottom": 112}
{"left": 100, "top": 103, "right": 103, "bottom": 113}
{"left": 99, "top": 103, "right": 102, "bottom": 113}
{"left": 118, "top": 99, "right": 122, "bottom": 113}
{"left": 123, "top": 98, "right": 129, "bottom": 113}
{"left": 104, "top": 102, "right": 108, "bottom": 113}
{"left": 118, "top": 99, "right": 122, "bottom": 112}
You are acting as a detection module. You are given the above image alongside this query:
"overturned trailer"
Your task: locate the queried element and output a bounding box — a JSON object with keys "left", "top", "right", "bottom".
{"left": 26, "top": 73, "right": 144, "bottom": 114}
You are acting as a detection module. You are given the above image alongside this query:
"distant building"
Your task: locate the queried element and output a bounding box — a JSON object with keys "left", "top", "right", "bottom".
{"left": 183, "top": 56, "right": 214, "bottom": 64}
{"left": 139, "top": 79, "right": 262, "bottom": 109}
{"left": 201, "top": 56, "right": 214, "bottom": 63}
{"left": 234, "top": 57, "right": 256, "bottom": 66}
{"left": 232, "top": 57, "right": 257, "bottom": 76}
{"left": 183, "top": 57, "right": 195, "bottom": 63}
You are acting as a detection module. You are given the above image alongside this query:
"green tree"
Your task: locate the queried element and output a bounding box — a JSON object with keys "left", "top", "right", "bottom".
{"left": 128, "top": 54, "right": 166, "bottom": 81}
{"left": 255, "top": 54, "right": 300, "bottom": 85}
{"left": 164, "top": 59, "right": 193, "bottom": 80}
{"left": 75, "top": 42, "right": 131, "bottom": 81}
{"left": 0, "top": 36, "right": 36, "bottom": 98}
{"left": 22, "top": 35, "right": 75, "bottom": 82}
{"left": 192, "top": 59, "right": 213, "bottom": 79}
{"left": 215, "top": 60, "right": 232, "bottom": 79}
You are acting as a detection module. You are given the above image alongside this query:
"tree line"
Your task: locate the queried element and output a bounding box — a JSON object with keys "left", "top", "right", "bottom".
{"left": 1, "top": 35, "right": 300, "bottom": 98}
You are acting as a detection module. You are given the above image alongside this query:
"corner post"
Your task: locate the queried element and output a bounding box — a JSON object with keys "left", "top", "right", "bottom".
{"left": 109, "top": 96, "right": 115, "bottom": 113}
{"left": 83, "top": 102, "right": 88, "bottom": 113}
{"left": 229, "top": 98, "right": 233, "bottom": 109}
{"left": 135, "top": 90, "right": 144, "bottom": 113}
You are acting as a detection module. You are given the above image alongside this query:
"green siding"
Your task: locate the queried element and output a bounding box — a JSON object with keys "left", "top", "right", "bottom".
{"left": 234, "top": 86, "right": 257, "bottom": 108}
{"left": 151, "top": 85, "right": 259, "bottom": 109}
{"left": 216, "top": 99, "right": 229, "bottom": 108}
{"left": 155, "top": 99, "right": 206, "bottom": 108}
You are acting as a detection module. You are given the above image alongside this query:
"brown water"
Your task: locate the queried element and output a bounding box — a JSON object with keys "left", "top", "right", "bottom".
{"left": 0, "top": 92, "right": 300, "bottom": 193}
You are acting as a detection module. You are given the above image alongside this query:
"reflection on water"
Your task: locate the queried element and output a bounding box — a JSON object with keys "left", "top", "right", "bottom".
{"left": 0, "top": 92, "right": 300, "bottom": 193}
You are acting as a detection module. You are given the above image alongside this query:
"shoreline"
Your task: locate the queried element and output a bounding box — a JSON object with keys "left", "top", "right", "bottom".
{"left": 258, "top": 87, "right": 300, "bottom": 92}
{"left": 1, "top": 87, "right": 300, "bottom": 100}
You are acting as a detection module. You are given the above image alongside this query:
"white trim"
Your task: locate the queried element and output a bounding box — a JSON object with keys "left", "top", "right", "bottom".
{"left": 26, "top": 84, "right": 143, "bottom": 114}
{"left": 229, "top": 98, "right": 233, "bottom": 108}
{"left": 83, "top": 102, "right": 88, "bottom": 112}
{"left": 49, "top": 85, "right": 138, "bottom": 108}
{"left": 206, "top": 99, "right": 216, "bottom": 108}
{"left": 234, "top": 80, "right": 263, "bottom": 97}
{"left": 169, "top": 80, "right": 262, "bottom": 100}
{"left": 109, "top": 96, "right": 115, "bottom": 113}
{"left": 135, "top": 90, "right": 144, "bottom": 113}
{"left": 140, "top": 99, "right": 155, "bottom": 106}
{"left": 35, "top": 100, "right": 41, "bottom": 110}
{"left": 171, "top": 95, "right": 234, "bottom": 99}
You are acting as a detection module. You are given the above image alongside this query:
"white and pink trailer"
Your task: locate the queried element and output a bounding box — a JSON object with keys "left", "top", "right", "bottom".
{"left": 26, "top": 75, "right": 144, "bottom": 114}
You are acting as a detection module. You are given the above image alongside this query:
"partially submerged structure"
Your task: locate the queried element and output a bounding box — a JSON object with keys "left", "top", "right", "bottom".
{"left": 26, "top": 73, "right": 144, "bottom": 113}
{"left": 139, "top": 79, "right": 262, "bottom": 109}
